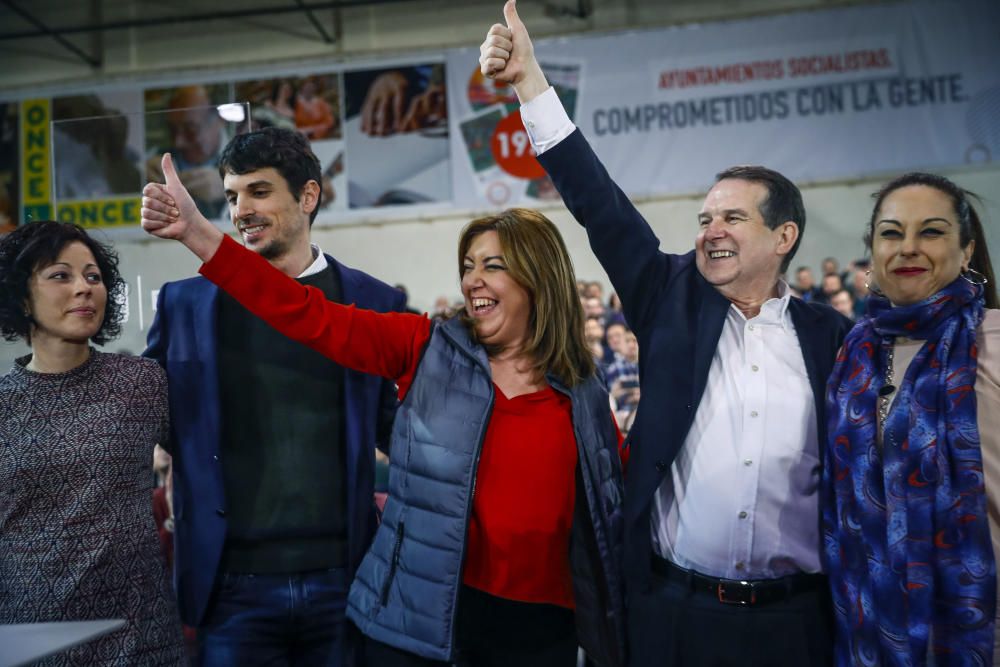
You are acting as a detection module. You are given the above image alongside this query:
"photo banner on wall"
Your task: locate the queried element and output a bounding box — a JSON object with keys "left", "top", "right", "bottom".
{"left": 342, "top": 63, "right": 450, "bottom": 209}
{"left": 234, "top": 74, "right": 347, "bottom": 215}
{"left": 6, "top": 0, "right": 997, "bottom": 234}
{"left": 446, "top": 0, "right": 1000, "bottom": 207}
{"left": 48, "top": 103, "right": 251, "bottom": 229}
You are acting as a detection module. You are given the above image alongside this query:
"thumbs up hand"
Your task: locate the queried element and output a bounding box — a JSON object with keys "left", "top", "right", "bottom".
{"left": 141, "top": 153, "right": 224, "bottom": 261}
{"left": 479, "top": 0, "right": 550, "bottom": 103}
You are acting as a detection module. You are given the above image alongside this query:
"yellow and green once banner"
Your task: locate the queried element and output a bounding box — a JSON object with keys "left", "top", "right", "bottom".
{"left": 57, "top": 197, "right": 142, "bottom": 228}
{"left": 20, "top": 99, "right": 51, "bottom": 223}
{"left": 19, "top": 98, "right": 142, "bottom": 228}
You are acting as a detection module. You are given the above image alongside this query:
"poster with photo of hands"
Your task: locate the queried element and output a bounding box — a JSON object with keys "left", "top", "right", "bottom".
{"left": 342, "top": 63, "right": 451, "bottom": 209}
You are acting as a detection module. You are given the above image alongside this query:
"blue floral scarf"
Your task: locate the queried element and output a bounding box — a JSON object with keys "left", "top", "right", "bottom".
{"left": 823, "top": 276, "right": 993, "bottom": 666}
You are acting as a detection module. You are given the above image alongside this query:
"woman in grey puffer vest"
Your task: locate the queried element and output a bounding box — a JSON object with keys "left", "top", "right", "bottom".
{"left": 146, "top": 203, "right": 627, "bottom": 667}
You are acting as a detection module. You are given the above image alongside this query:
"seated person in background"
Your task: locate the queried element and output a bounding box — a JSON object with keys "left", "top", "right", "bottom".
{"left": 606, "top": 329, "right": 641, "bottom": 431}
{"left": 583, "top": 295, "right": 606, "bottom": 325}
{"left": 849, "top": 259, "right": 872, "bottom": 317}
{"left": 585, "top": 314, "right": 610, "bottom": 362}
{"left": 604, "top": 321, "right": 628, "bottom": 363}
{"left": 828, "top": 288, "right": 855, "bottom": 321}
{"left": 584, "top": 280, "right": 603, "bottom": 301}
{"left": 818, "top": 271, "right": 844, "bottom": 304}
{"left": 606, "top": 292, "right": 626, "bottom": 326}
{"left": 794, "top": 265, "right": 820, "bottom": 302}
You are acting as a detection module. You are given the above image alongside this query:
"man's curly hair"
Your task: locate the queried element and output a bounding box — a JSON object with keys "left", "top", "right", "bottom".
{"left": 0, "top": 221, "right": 126, "bottom": 345}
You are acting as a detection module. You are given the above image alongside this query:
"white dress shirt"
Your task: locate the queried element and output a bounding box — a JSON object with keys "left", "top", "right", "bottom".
{"left": 298, "top": 243, "right": 329, "bottom": 278}
{"left": 521, "top": 87, "right": 822, "bottom": 579}
{"left": 651, "top": 292, "right": 820, "bottom": 579}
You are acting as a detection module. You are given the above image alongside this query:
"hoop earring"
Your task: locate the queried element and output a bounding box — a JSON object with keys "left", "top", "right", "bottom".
{"left": 962, "top": 267, "right": 989, "bottom": 286}
{"left": 864, "top": 269, "right": 885, "bottom": 297}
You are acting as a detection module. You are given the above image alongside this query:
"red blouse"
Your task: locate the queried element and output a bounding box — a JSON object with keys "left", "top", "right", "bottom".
{"left": 201, "top": 235, "right": 599, "bottom": 608}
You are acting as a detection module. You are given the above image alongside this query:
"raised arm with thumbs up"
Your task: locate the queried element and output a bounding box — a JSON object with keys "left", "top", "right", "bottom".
{"left": 141, "top": 152, "right": 224, "bottom": 262}
{"left": 479, "top": 0, "right": 551, "bottom": 104}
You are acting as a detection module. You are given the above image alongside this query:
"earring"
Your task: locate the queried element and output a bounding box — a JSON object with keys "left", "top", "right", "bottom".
{"left": 962, "top": 267, "right": 989, "bottom": 286}
{"left": 864, "top": 269, "right": 885, "bottom": 297}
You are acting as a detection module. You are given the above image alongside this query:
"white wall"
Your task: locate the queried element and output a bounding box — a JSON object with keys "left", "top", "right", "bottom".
{"left": 3, "top": 163, "right": 998, "bottom": 369}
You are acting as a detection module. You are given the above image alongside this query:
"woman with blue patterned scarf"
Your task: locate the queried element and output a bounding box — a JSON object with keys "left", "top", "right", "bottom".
{"left": 824, "top": 173, "right": 1000, "bottom": 666}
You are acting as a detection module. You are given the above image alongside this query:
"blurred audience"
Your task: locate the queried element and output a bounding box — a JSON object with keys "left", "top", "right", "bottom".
{"left": 583, "top": 296, "right": 606, "bottom": 325}
{"left": 794, "top": 266, "right": 820, "bottom": 302}
{"left": 606, "top": 329, "right": 640, "bottom": 434}
{"left": 818, "top": 272, "right": 844, "bottom": 304}
{"left": 849, "top": 264, "right": 871, "bottom": 318}
{"left": 829, "top": 289, "right": 855, "bottom": 321}
{"left": 584, "top": 315, "right": 608, "bottom": 362}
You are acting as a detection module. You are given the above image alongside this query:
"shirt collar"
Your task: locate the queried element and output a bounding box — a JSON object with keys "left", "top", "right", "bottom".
{"left": 297, "top": 243, "right": 328, "bottom": 279}
{"left": 728, "top": 280, "right": 794, "bottom": 331}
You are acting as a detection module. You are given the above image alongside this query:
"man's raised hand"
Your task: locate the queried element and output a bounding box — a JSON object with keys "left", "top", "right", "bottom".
{"left": 141, "top": 153, "right": 224, "bottom": 261}
{"left": 479, "top": 0, "right": 549, "bottom": 103}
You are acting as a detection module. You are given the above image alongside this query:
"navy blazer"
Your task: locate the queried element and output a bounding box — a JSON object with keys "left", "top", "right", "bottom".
{"left": 538, "top": 129, "right": 851, "bottom": 592}
{"left": 144, "top": 253, "right": 405, "bottom": 626}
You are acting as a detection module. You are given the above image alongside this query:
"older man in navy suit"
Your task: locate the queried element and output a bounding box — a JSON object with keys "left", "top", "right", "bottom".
{"left": 480, "top": 3, "right": 851, "bottom": 665}
{"left": 144, "top": 127, "right": 403, "bottom": 666}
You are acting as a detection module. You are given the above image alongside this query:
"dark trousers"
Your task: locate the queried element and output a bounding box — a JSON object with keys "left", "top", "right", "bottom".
{"left": 199, "top": 568, "right": 350, "bottom": 667}
{"left": 627, "top": 567, "right": 833, "bottom": 667}
{"left": 363, "top": 586, "right": 578, "bottom": 667}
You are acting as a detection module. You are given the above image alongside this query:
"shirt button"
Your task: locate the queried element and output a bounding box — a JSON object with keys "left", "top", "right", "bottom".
{"left": 738, "top": 511, "right": 748, "bottom": 519}
{"left": 735, "top": 562, "right": 746, "bottom": 571}
{"left": 526, "top": 120, "right": 535, "bottom": 128}
{"left": 655, "top": 460, "right": 668, "bottom": 473}
{"left": 748, "top": 324, "right": 755, "bottom": 331}
{"left": 216, "top": 509, "right": 226, "bottom": 517}
{"left": 750, "top": 411, "right": 758, "bottom": 418}
{"left": 213, "top": 455, "right": 219, "bottom": 461}
{"left": 744, "top": 459, "right": 753, "bottom": 466}
{"left": 751, "top": 365, "right": 759, "bottom": 372}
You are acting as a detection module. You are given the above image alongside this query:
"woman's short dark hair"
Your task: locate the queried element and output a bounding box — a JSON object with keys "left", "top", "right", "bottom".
{"left": 867, "top": 172, "right": 998, "bottom": 309}
{"left": 0, "top": 221, "right": 126, "bottom": 345}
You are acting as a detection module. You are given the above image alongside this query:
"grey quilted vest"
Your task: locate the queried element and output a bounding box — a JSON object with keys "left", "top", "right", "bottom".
{"left": 346, "top": 317, "right": 626, "bottom": 666}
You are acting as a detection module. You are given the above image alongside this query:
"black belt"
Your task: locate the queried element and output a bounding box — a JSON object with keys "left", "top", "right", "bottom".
{"left": 651, "top": 554, "right": 825, "bottom": 607}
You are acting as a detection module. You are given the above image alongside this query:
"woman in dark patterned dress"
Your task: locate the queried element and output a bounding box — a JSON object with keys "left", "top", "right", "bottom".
{"left": 0, "top": 221, "right": 185, "bottom": 665}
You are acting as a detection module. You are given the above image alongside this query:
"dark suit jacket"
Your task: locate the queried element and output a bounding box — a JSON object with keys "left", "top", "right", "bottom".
{"left": 144, "top": 253, "right": 405, "bottom": 626}
{"left": 538, "top": 129, "right": 851, "bottom": 593}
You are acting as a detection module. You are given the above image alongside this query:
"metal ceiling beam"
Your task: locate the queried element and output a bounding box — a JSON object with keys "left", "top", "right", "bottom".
{"left": 0, "top": 0, "right": 101, "bottom": 65}
{"left": 293, "top": 0, "right": 335, "bottom": 44}
{"left": 0, "top": 0, "right": 426, "bottom": 41}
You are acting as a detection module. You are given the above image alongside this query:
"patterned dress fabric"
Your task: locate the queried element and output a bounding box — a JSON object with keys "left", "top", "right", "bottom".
{"left": 0, "top": 350, "right": 185, "bottom": 666}
{"left": 824, "top": 278, "right": 994, "bottom": 666}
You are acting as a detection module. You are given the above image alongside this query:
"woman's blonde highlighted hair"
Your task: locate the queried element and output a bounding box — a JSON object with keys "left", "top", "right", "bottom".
{"left": 457, "top": 208, "right": 595, "bottom": 387}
